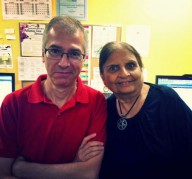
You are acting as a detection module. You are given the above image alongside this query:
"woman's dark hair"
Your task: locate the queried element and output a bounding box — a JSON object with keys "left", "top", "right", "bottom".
{"left": 99, "top": 42, "right": 143, "bottom": 74}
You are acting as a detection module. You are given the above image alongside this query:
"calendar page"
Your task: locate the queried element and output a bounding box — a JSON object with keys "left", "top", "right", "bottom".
{"left": 2, "top": 0, "right": 52, "bottom": 20}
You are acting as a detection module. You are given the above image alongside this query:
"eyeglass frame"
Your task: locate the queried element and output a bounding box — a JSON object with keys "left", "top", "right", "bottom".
{"left": 44, "top": 48, "right": 86, "bottom": 61}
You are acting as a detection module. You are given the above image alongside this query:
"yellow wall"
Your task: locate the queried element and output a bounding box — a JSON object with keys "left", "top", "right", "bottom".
{"left": 86, "top": 0, "right": 192, "bottom": 82}
{"left": 0, "top": 0, "right": 192, "bottom": 90}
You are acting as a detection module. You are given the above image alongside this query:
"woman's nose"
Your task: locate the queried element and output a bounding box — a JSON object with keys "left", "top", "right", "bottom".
{"left": 119, "top": 67, "right": 130, "bottom": 77}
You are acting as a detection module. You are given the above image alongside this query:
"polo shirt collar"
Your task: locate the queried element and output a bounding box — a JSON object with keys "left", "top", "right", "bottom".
{"left": 28, "top": 74, "right": 89, "bottom": 104}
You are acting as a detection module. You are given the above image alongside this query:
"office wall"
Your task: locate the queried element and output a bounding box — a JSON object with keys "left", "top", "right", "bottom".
{"left": 86, "top": 0, "right": 192, "bottom": 82}
{"left": 0, "top": 1, "right": 57, "bottom": 90}
{"left": 0, "top": 0, "right": 192, "bottom": 90}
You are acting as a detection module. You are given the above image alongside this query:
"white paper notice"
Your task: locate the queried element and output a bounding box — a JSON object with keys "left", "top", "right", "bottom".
{"left": 126, "top": 25, "right": 150, "bottom": 57}
{"left": 18, "top": 57, "right": 47, "bottom": 81}
{"left": 142, "top": 68, "right": 148, "bottom": 82}
{"left": 0, "top": 44, "right": 13, "bottom": 68}
{"left": 90, "top": 67, "right": 104, "bottom": 92}
{"left": 92, "top": 26, "right": 117, "bottom": 58}
{"left": 6, "top": 35, "right": 16, "bottom": 40}
{"left": 57, "top": 0, "right": 87, "bottom": 20}
{"left": 5, "top": 28, "right": 14, "bottom": 34}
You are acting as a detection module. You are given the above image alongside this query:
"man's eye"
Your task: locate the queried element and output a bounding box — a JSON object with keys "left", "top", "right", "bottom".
{"left": 49, "top": 49, "right": 62, "bottom": 55}
{"left": 70, "top": 51, "right": 81, "bottom": 57}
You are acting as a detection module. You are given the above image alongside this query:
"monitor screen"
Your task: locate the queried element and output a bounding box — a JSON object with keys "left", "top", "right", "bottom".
{"left": 156, "top": 75, "right": 192, "bottom": 110}
{"left": 0, "top": 73, "right": 15, "bottom": 106}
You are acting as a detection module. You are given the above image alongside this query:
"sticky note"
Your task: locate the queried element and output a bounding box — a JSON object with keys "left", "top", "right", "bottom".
{"left": 2, "top": 55, "right": 9, "bottom": 61}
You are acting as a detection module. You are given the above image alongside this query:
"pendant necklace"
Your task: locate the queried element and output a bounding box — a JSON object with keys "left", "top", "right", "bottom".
{"left": 117, "top": 95, "right": 140, "bottom": 130}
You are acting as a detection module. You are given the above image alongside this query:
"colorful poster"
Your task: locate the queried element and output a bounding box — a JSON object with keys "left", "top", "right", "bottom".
{"left": 20, "top": 23, "right": 46, "bottom": 57}
{"left": 80, "top": 26, "right": 91, "bottom": 85}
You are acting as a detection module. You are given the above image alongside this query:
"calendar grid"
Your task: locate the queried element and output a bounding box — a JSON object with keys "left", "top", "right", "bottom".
{"left": 2, "top": 0, "right": 52, "bottom": 20}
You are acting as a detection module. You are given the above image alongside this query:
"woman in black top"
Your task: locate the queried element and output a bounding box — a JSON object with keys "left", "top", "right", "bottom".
{"left": 99, "top": 42, "right": 192, "bottom": 179}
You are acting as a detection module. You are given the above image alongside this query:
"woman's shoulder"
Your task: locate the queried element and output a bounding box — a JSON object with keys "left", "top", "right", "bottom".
{"left": 144, "top": 82, "right": 192, "bottom": 112}
{"left": 146, "top": 82, "right": 179, "bottom": 99}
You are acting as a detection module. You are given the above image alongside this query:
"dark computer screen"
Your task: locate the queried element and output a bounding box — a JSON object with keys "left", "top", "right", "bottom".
{"left": 156, "top": 75, "right": 192, "bottom": 110}
{"left": 0, "top": 73, "right": 15, "bottom": 106}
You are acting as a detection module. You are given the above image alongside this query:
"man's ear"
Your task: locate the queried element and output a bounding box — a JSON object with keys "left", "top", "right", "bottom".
{"left": 42, "top": 50, "right": 45, "bottom": 63}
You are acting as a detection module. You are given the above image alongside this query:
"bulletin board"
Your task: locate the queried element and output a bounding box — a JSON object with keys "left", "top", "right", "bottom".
{"left": 19, "top": 24, "right": 121, "bottom": 90}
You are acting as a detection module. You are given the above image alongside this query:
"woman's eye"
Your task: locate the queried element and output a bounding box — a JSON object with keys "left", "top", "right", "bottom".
{"left": 126, "top": 63, "right": 137, "bottom": 70}
{"left": 108, "top": 65, "right": 119, "bottom": 72}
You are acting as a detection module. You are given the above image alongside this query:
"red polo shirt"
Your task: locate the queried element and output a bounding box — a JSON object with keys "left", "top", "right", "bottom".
{"left": 0, "top": 74, "right": 107, "bottom": 164}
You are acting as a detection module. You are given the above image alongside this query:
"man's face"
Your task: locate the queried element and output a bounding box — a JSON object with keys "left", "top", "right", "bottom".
{"left": 42, "top": 26, "right": 85, "bottom": 88}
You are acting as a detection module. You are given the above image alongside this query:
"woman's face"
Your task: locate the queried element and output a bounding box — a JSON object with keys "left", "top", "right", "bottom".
{"left": 100, "top": 48, "right": 144, "bottom": 96}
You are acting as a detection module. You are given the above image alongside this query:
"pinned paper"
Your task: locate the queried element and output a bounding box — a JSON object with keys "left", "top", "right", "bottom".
{"left": 2, "top": 55, "right": 9, "bottom": 61}
{"left": 5, "top": 28, "right": 14, "bottom": 34}
{"left": 6, "top": 35, "right": 16, "bottom": 40}
{"left": 0, "top": 44, "right": 13, "bottom": 68}
{"left": 126, "top": 25, "right": 150, "bottom": 57}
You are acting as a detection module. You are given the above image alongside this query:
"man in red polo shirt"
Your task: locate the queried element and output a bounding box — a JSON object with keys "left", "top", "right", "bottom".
{"left": 0, "top": 16, "right": 107, "bottom": 178}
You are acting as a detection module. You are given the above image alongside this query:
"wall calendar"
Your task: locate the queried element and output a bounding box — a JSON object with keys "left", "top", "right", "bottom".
{"left": 2, "top": 0, "right": 52, "bottom": 20}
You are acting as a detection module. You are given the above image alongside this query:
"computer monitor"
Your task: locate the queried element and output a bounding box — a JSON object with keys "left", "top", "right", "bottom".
{"left": 0, "top": 73, "right": 15, "bottom": 106}
{"left": 156, "top": 75, "right": 192, "bottom": 110}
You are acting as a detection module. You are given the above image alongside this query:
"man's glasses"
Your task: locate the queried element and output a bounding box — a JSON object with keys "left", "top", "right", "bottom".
{"left": 44, "top": 48, "right": 85, "bottom": 61}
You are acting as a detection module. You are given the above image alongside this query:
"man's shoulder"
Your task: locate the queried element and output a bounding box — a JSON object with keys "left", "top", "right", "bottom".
{"left": 3, "top": 84, "right": 32, "bottom": 103}
{"left": 81, "top": 84, "right": 104, "bottom": 96}
{"left": 8, "top": 74, "right": 44, "bottom": 98}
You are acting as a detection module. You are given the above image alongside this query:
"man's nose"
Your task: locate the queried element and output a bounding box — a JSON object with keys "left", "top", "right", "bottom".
{"left": 58, "top": 54, "right": 70, "bottom": 67}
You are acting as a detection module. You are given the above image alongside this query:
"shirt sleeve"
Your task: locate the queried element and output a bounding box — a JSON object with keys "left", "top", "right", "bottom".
{"left": 87, "top": 91, "right": 107, "bottom": 143}
{"left": 0, "top": 95, "right": 18, "bottom": 158}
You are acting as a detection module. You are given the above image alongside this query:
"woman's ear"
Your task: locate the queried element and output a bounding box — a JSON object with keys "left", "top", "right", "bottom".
{"left": 100, "top": 73, "right": 105, "bottom": 82}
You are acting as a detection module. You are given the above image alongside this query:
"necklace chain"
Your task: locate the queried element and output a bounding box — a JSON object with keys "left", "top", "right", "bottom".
{"left": 118, "top": 95, "right": 140, "bottom": 118}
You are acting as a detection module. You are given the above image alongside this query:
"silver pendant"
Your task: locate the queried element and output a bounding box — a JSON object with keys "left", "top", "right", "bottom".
{"left": 117, "top": 117, "right": 127, "bottom": 130}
